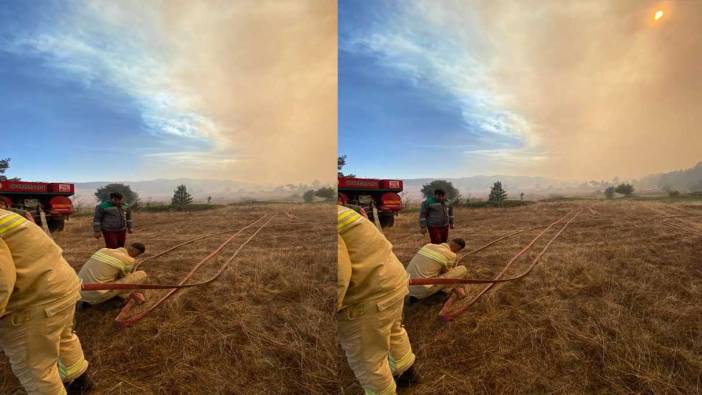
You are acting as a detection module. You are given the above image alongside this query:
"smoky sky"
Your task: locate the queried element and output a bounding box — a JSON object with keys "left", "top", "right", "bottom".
{"left": 341, "top": 0, "right": 701, "bottom": 180}
{"left": 446, "top": 0, "right": 702, "bottom": 179}
{"left": 2, "top": 0, "right": 337, "bottom": 184}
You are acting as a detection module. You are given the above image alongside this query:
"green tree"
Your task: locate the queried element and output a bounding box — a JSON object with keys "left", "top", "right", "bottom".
{"left": 303, "top": 189, "right": 316, "bottom": 203}
{"left": 337, "top": 155, "right": 356, "bottom": 177}
{"left": 604, "top": 186, "right": 615, "bottom": 199}
{"left": 421, "top": 180, "right": 462, "bottom": 203}
{"left": 171, "top": 185, "right": 193, "bottom": 207}
{"left": 207, "top": 196, "right": 212, "bottom": 204}
{"left": 0, "top": 158, "right": 9, "bottom": 180}
{"left": 488, "top": 181, "right": 508, "bottom": 203}
{"left": 614, "top": 183, "right": 634, "bottom": 196}
{"left": 95, "top": 184, "right": 139, "bottom": 206}
{"left": 0, "top": 158, "right": 19, "bottom": 181}
{"left": 314, "top": 186, "right": 336, "bottom": 201}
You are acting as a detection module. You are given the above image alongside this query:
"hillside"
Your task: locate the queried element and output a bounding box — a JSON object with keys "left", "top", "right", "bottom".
{"left": 637, "top": 162, "right": 702, "bottom": 192}
{"left": 400, "top": 161, "right": 702, "bottom": 201}
{"left": 71, "top": 179, "right": 331, "bottom": 206}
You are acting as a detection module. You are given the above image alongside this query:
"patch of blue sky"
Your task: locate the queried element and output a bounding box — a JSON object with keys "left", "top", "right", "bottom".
{"left": 0, "top": 1, "right": 215, "bottom": 181}
{"left": 339, "top": 1, "right": 533, "bottom": 177}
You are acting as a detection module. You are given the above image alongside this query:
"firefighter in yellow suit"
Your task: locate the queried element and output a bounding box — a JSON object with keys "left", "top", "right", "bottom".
{"left": 406, "top": 239, "right": 468, "bottom": 301}
{"left": 0, "top": 209, "right": 93, "bottom": 394}
{"left": 78, "top": 243, "right": 147, "bottom": 306}
{"left": 337, "top": 205, "right": 419, "bottom": 394}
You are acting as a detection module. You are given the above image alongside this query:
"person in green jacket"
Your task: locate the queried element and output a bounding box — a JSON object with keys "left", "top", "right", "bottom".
{"left": 93, "top": 192, "right": 133, "bottom": 248}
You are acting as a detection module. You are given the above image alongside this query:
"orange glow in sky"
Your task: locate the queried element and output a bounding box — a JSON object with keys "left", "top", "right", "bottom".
{"left": 654, "top": 10, "right": 664, "bottom": 21}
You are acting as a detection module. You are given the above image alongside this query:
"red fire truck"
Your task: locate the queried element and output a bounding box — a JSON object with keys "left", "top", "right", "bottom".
{"left": 338, "top": 176, "right": 403, "bottom": 228}
{"left": 0, "top": 180, "right": 75, "bottom": 232}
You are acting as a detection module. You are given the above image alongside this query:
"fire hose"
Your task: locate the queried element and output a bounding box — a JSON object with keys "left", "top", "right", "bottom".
{"left": 132, "top": 229, "right": 246, "bottom": 271}
{"left": 130, "top": 219, "right": 322, "bottom": 271}
{"left": 403, "top": 207, "right": 698, "bottom": 321}
{"left": 114, "top": 216, "right": 272, "bottom": 328}
{"left": 406, "top": 209, "right": 581, "bottom": 321}
{"left": 81, "top": 215, "right": 272, "bottom": 328}
{"left": 439, "top": 210, "right": 581, "bottom": 321}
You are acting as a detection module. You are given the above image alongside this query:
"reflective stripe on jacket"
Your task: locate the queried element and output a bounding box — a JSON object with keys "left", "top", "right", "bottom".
{"left": 0, "top": 209, "right": 81, "bottom": 318}
{"left": 406, "top": 243, "right": 458, "bottom": 290}
{"left": 337, "top": 205, "right": 408, "bottom": 312}
{"left": 78, "top": 247, "right": 136, "bottom": 299}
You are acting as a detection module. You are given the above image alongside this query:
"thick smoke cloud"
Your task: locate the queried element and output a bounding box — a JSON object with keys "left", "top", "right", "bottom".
{"left": 153, "top": 1, "right": 337, "bottom": 184}
{"left": 414, "top": 0, "right": 702, "bottom": 180}
{"left": 69, "top": 0, "right": 337, "bottom": 184}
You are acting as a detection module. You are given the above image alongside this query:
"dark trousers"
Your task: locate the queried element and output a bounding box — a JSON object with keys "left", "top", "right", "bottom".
{"left": 428, "top": 226, "right": 449, "bottom": 244}
{"left": 103, "top": 230, "right": 127, "bottom": 248}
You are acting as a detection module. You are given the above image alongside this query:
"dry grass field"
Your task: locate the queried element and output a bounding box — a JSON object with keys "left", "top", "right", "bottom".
{"left": 1, "top": 203, "right": 338, "bottom": 394}
{"left": 339, "top": 200, "right": 702, "bottom": 394}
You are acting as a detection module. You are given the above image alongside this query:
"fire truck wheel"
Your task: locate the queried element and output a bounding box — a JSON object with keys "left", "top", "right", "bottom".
{"left": 48, "top": 218, "right": 65, "bottom": 232}
{"left": 379, "top": 213, "right": 395, "bottom": 228}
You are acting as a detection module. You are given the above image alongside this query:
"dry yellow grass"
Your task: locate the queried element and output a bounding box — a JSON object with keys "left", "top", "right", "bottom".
{"left": 0, "top": 203, "right": 338, "bottom": 394}
{"left": 340, "top": 200, "right": 702, "bottom": 394}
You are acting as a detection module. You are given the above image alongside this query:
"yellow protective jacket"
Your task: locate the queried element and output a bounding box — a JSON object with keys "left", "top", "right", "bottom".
{"left": 337, "top": 205, "right": 408, "bottom": 312}
{"left": 0, "top": 209, "right": 81, "bottom": 318}
{"left": 406, "top": 243, "right": 458, "bottom": 290}
{"left": 78, "top": 247, "right": 135, "bottom": 298}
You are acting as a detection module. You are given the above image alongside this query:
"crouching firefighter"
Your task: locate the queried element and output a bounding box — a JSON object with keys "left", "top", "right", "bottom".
{"left": 0, "top": 209, "right": 93, "bottom": 394}
{"left": 78, "top": 243, "right": 147, "bottom": 307}
{"left": 337, "top": 205, "right": 419, "bottom": 394}
{"left": 406, "top": 239, "right": 468, "bottom": 302}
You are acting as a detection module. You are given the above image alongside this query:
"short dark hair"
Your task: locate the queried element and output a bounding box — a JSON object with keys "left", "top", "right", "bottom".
{"left": 434, "top": 189, "right": 446, "bottom": 196}
{"left": 130, "top": 242, "right": 146, "bottom": 254}
{"left": 109, "top": 192, "right": 124, "bottom": 199}
{"left": 451, "top": 238, "right": 466, "bottom": 249}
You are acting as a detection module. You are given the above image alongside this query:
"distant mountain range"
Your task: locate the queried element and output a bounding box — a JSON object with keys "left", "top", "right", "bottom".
{"left": 71, "top": 178, "right": 328, "bottom": 206}
{"left": 401, "top": 162, "right": 702, "bottom": 201}
{"left": 69, "top": 161, "right": 702, "bottom": 206}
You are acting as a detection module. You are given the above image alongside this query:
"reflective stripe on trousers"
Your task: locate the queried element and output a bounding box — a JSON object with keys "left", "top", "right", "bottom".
{"left": 0, "top": 302, "right": 88, "bottom": 395}
{"left": 338, "top": 296, "right": 415, "bottom": 395}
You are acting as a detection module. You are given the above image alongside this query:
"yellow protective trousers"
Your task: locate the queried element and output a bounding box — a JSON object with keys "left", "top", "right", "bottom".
{"left": 338, "top": 295, "right": 415, "bottom": 395}
{"left": 80, "top": 270, "right": 147, "bottom": 305}
{"left": 0, "top": 302, "right": 88, "bottom": 395}
{"left": 409, "top": 265, "right": 468, "bottom": 300}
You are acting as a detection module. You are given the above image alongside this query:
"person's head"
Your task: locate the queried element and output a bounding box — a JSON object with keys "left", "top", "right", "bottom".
{"left": 0, "top": 200, "right": 7, "bottom": 210}
{"left": 448, "top": 238, "right": 466, "bottom": 253}
{"left": 109, "top": 192, "right": 124, "bottom": 206}
{"left": 434, "top": 189, "right": 446, "bottom": 202}
{"left": 127, "top": 242, "right": 146, "bottom": 257}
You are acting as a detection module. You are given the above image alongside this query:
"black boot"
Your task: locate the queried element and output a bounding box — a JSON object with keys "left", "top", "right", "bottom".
{"left": 395, "top": 364, "right": 420, "bottom": 387}
{"left": 65, "top": 371, "right": 95, "bottom": 394}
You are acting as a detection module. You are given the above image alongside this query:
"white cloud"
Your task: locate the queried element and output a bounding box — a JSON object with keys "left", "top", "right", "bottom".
{"left": 343, "top": 4, "right": 538, "bottom": 151}
{"left": 3, "top": 0, "right": 336, "bottom": 184}
{"left": 10, "top": 30, "right": 216, "bottom": 142}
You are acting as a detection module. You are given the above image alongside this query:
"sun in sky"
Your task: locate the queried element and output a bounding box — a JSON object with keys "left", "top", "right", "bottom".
{"left": 654, "top": 10, "right": 664, "bottom": 21}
